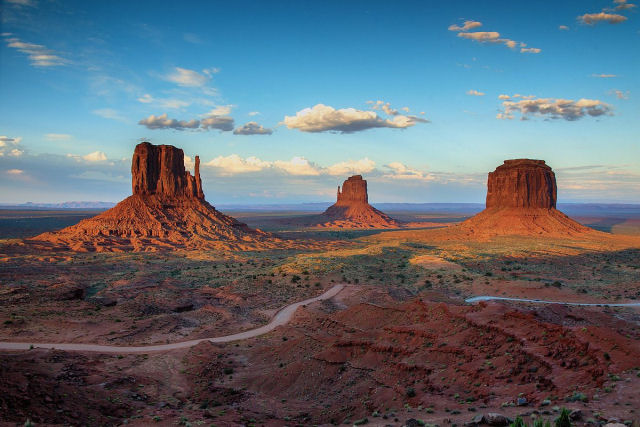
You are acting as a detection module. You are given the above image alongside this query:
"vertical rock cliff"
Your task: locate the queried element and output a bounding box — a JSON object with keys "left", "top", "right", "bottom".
{"left": 131, "top": 142, "right": 203, "bottom": 199}
{"left": 486, "top": 159, "right": 556, "bottom": 209}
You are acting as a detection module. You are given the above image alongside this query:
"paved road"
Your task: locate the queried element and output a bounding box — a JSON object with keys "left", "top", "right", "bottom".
{"left": 0, "top": 284, "right": 345, "bottom": 354}
{"left": 466, "top": 295, "right": 640, "bottom": 307}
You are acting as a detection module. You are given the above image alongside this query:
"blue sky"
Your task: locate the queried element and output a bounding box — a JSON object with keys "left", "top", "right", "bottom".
{"left": 1, "top": 0, "right": 638, "bottom": 204}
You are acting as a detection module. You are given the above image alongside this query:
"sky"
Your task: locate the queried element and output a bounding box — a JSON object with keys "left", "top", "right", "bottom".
{"left": 1, "top": 0, "right": 639, "bottom": 204}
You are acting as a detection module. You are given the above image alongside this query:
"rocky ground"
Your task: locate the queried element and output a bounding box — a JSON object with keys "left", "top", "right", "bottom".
{"left": 1, "top": 211, "right": 640, "bottom": 426}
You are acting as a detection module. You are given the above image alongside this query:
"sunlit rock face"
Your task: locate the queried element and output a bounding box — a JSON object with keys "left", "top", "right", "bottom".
{"left": 335, "top": 175, "right": 368, "bottom": 205}
{"left": 486, "top": 159, "right": 557, "bottom": 209}
{"left": 319, "top": 175, "right": 399, "bottom": 229}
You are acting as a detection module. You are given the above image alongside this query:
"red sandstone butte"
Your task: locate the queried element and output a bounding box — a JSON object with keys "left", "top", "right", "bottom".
{"left": 486, "top": 159, "right": 557, "bottom": 209}
{"left": 25, "top": 142, "right": 284, "bottom": 252}
{"left": 319, "top": 175, "right": 399, "bottom": 229}
{"left": 131, "top": 142, "right": 204, "bottom": 199}
{"left": 459, "top": 159, "right": 593, "bottom": 237}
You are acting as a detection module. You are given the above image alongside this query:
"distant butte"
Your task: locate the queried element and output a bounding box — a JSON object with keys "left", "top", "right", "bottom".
{"left": 25, "top": 142, "right": 288, "bottom": 252}
{"left": 317, "top": 175, "right": 400, "bottom": 229}
{"left": 458, "top": 159, "right": 593, "bottom": 237}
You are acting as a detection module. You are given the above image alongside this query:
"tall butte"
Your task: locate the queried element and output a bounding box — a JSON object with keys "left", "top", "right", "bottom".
{"left": 28, "top": 142, "right": 278, "bottom": 252}
{"left": 459, "top": 159, "right": 592, "bottom": 236}
{"left": 318, "top": 175, "right": 399, "bottom": 228}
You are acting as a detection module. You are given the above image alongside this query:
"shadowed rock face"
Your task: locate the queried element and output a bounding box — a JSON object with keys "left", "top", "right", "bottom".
{"left": 131, "top": 142, "right": 204, "bottom": 199}
{"left": 336, "top": 175, "right": 368, "bottom": 205}
{"left": 486, "top": 159, "right": 557, "bottom": 209}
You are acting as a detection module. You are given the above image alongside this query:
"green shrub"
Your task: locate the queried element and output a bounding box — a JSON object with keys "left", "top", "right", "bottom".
{"left": 554, "top": 408, "right": 572, "bottom": 427}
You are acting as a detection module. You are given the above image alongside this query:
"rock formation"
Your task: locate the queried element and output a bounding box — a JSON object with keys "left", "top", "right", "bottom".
{"left": 318, "top": 175, "right": 400, "bottom": 229}
{"left": 26, "top": 142, "right": 289, "bottom": 252}
{"left": 131, "top": 142, "right": 204, "bottom": 199}
{"left": 486, "top": 159, "right": 556, "bottom": 209}
{"left": 459, "top": 159, "right": 593, "bottom": 237}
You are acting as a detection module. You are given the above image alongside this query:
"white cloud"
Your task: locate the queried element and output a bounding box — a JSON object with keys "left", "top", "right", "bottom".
{"left": 282, "top": 104, "right": 428, "bottom": 133}
{"left": 67, "top": 151, "right": 109, "bottom": 163}
{"left": 166, "top": 67, "right": 209, "bottom": 87}
{"left": 3, "top": 35, "right": 67, "bottom": 67}
{"left": 205, "top": 154, "right": 271, "bottom": 175}
{"left": 45, "top": 133, "right": 72, "bottom": 141}
{"left": 448, "top": 20, "right": 482, "bottom": 32}
{"left": 138, "top": 106, "right": 235, "bottom": 131}
{"left": 458, "top": 31, "right": 500, "bottom": 42}
{"left": 200, "top": 116, "right": 234, "bottom": 131}
{"left": 233, "top": 122, "right": 273, "bottom": 135}
{"left": 6, "top": 168, "right": 23, "bottom": 175}
{"left": 248, "top": 111, "right": 261, "bottom": 116}
{"left": 578, "top": 12, "right": 627, "bottom": 24}
{"left": 137, "top": 94, "right": 190, "bottom": 109}
{"left": 138, "top": 113, "right": 200, "bottom": 130}
{"left": 498, "top": 94, "right": 511, "bottom": 100}
{"left": 467, "top": 89, "right": 485, "bottom": 96}
{"left": 204, "top": 154, "right": 373, "bottom": 177}
{"left": 559, "top": 25, "right": 570, "bottom": 30}
{"left": 592, "top": 73, "right": 617, "bottom": 78}
{"left": 0, "top": 135, "right": 24, "bottom": 157}
{"left": 368, "top": 100, "right": 399, "bottom": 115}
{"left": 497, "top": 96, "right": 613, "bottom": 121}
{"left": 383, "top": 162, "right": 434, "bottom": 181}
{"left": 450, "top": 21, "right": 541, "bottom": 54}
{"left": 82, "top": 151, "right": 107, "bottom": 162}
{"left": 325, "top": 158, "right": 375, "bottom": 176}
{"left": 273, "top": 157, "right": 320, "bottom": 176}
{"left": 203, "top": 105, "right": 233, "bottom": 116}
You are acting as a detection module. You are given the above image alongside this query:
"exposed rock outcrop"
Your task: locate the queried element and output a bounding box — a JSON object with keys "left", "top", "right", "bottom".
{"left": 25, "top": 142, "right": 293, "bottom": 252}
{"left": 459, "top": 159, "right": 593, "bottom": 237}
{"left": 336, "top": 175, "right": 368, "bottom": 205}
{"left": 486, "top": 159, "right": 556, "bottom": 209}
{"left": 131, "top": 142, "right": 204, "bottom": 199}
{"left": 318, "top": 175, "right": 400, "bottom": 229}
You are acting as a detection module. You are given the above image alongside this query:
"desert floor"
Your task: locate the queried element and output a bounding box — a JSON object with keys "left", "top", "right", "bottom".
{"left": 1, "top": 206, "right": 639, "bottom": 426}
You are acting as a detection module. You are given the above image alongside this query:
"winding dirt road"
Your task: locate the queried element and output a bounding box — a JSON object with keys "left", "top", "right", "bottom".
{"left": 0, "top": 284, "right": 345, "bottom": 354}
{"left": 466, "top": 295, "right": 640, "bottom": 307}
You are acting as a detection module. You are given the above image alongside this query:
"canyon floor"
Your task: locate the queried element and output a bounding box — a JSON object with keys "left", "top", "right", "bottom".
{"left": 1, "top": 206, "right": 639, "bottom": 426}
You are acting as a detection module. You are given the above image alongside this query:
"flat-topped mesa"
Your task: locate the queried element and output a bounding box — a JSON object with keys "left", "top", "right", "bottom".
{"left": 131, "top": 142, "right": 204, "bottom": 199}
{"left": 486, "top": 159, "right": 556, "bottom": 209}
{"left": 456, "top": 158, "right": 594, "bottom": 237}
{"left": 336, "top": 175, "right": 368, "bottom": 205}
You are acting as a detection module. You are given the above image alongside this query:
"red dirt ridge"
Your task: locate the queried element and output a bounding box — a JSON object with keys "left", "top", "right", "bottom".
{"left": 24, "top": 142, "right": 289, "bottom": 252}
{"left": 459, "top": 159, "right": 594, "bottom": 237}
{"left": 318, "top": 175, "right": 400, "bottom": 229}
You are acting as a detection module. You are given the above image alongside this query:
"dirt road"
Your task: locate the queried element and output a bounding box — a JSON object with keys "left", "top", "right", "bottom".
{"left": 0, "top": 284, "right": 345, "bottom": 353}
{"left": 466, "top": 295, "right": 640, "bottom": 307}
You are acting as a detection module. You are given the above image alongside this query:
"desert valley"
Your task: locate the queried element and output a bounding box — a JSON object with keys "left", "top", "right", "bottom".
{"left": 1, "top": 1, "right": 639, "bottom": 426}
{"left": 0, "top": 142, "right": 638, "bottom": 426}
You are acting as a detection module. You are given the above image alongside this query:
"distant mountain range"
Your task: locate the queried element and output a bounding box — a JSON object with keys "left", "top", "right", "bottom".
{"left": 0, "top": 201, "right": 117, "bottom": 209}
{"left": 1, "top": 201, "right": 639, "bottom": 216}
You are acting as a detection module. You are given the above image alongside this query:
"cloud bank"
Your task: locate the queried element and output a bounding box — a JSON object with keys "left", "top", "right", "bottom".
{"left": 282, "top": 103, "right": 428, "bottom": 133}
{"left": 233, "top": 122, "right": 273, "bottom": 135}
{"left": 497, "top": 95, "right": 613, "bottom": 121}
{"left": 449, "top": 21, "right": 541, "bottom": 53}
